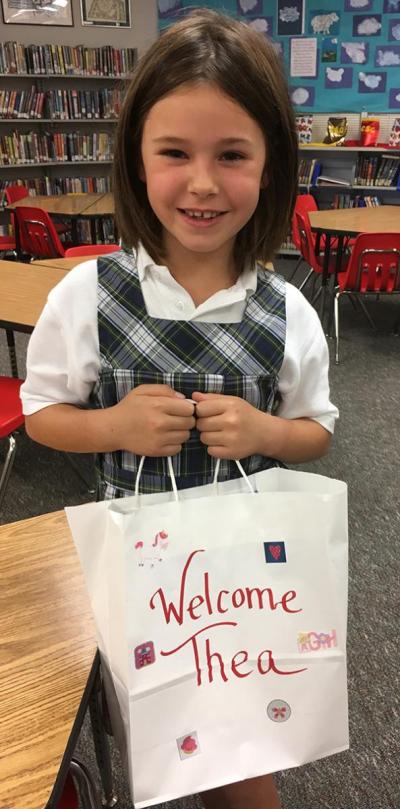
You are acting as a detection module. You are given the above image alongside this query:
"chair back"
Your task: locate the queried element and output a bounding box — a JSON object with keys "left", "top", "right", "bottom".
{"left": 0, "top": 376, "right": 24, "bottom": 510}
{"left": 4, "top": 185, "right": 29, "bottom": 204}
{"left": 292, "top": 194, "right": 317, "bottom": 251}
{"left": 295, "top": 209, "right": 321, "bottom": 273}
{"left": 64, "top": 244, "right": 119, "bottom": 257}
{"left": 341, "top": 232, "right": 400, "bottom": 293}
{"left": 14, "top": 206, "right": 66, "bottom": 259}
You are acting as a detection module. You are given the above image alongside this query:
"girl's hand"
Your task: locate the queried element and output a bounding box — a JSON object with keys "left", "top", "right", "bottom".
{"left": 111, "top": 385, "right": 196, "bottom": 456}
{"left": 192, "top": 391, "right": 266, "bottom": 460}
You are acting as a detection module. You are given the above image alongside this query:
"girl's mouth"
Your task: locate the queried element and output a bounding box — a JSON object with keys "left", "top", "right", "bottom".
{"left": 178, "top": 208, "right": 227, "bottom": 228}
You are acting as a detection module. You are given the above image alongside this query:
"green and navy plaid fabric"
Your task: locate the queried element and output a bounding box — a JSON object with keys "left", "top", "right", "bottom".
{"left": 91, "top": 249, "right": 286, "bottom": 498}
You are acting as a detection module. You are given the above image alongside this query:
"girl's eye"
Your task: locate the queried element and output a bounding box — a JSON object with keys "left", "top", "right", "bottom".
{"left": 220, "top": 151, "right": 245, "bottom": 162}
{"left": 159, "top": 149, "right": 187, "bottom": 159}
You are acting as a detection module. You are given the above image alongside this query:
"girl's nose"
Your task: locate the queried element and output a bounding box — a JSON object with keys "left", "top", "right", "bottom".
{"left": 187, "top": 162, "right": 218, "bottom": 197}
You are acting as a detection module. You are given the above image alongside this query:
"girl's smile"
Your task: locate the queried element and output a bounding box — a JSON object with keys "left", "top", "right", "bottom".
{"left": 140, "top": 83, "right": 267, "bottom": 274}
{"left": 178, "top": 208, "right": 228, "bottom": 227}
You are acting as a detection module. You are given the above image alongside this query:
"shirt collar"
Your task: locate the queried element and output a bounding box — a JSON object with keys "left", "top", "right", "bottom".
{"left": 135, "top": 243, "right": 258, "bottom": 294}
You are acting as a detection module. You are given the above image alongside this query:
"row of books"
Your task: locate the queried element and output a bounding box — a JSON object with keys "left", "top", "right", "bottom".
{"left": 0, "top": 42, "right": 136, "bottom": 77}
{"left": 0, "top": 176, "right": 112, "bottom": 196}
{"left": 0, "top": 89, "right": 123, "bottom": 121}
{"left": 298, "top": 158, "right": 321, "bottom": 186}
{"left": 76, "top": 218, "right": 115, "bottom": 245}
{"left": 331, "top": 194, "right": 382, "bottom": 208}
{"left": 354, "top": 154, "right": 400, "bottom": 187}
{"left": 0, "top": 132, "right": 113, "bottom": 165}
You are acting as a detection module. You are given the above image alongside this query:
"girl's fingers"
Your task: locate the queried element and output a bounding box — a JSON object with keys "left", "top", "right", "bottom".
{"left": 199, "top": 431, "right": 224, "bottom": 446}
{"left": 196, "top": 416, "right": 225, "bottom": 432}
{"left": 194, "top": 399, "right": 226, "bottom": 418}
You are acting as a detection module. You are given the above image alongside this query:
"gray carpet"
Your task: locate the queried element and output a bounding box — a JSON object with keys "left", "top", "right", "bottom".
{"left": 1, "top": 258, "right": 399, "bottom": 809}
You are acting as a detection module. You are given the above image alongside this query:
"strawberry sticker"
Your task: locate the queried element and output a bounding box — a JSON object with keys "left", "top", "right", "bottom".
{"left": 264, "top": 542, "right": 287, "bottom": 563}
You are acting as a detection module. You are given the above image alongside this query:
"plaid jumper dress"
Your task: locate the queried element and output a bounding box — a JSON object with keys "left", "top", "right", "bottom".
{"left": 91, "top": 250, "right": 286, "bottom": 499}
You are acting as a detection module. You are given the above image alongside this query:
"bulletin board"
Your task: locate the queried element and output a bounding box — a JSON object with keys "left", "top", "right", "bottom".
{"left": 157, "top": 0, "right": 400, "bottom": 113}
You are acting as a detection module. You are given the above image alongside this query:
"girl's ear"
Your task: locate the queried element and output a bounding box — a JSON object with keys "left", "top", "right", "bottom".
{"left": 260, "top": 171, "right": 269, "bottom": 189}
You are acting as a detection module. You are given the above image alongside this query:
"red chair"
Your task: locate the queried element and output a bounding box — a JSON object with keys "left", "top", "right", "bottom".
{"left": 5, "top": 185, "right": 71, "bottom": 238}
{"left": 65, "top": 244, "right": 119, "bottom": 257}
{"left": 334, "top": 232, "right": 400, "bottom": 363}
{"left": 4, "top": 184, "right": 29, "bottom": 204}
{"left": 295, "top": 209, "right": 347, "bottom": 304}
{"left": 14, "top": 205, "right": 66, "bottom": 259}
{"left": 0, "top": 376, "right": 24, "bottom": 510}
{"left": 57, "top": 773, "right": 78, "bottom": 809}
{"left": 0, "top": 234, "right": 17, "bottom": 257}
{"left": 290, "top": 195, "right": 350, "bottom": 289}
{"left": 56, "top": 758, "right": 102, "bottom": 809}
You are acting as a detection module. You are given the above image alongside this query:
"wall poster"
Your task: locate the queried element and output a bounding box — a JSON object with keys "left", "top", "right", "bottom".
{"left": 157, "top": 0, "right": 400, "bottom": 113}
{"left": 1, "top": 0, "right": 73, "bottom": 26}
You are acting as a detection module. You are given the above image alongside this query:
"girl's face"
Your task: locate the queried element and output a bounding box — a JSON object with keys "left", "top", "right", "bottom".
{"left": 140, "top": 82, "right": 267, "bottom": 268}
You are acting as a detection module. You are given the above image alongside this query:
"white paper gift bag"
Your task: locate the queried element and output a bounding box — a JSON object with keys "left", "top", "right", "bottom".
{"left": 66, "top": 463, "right": 349, "bottom": 808}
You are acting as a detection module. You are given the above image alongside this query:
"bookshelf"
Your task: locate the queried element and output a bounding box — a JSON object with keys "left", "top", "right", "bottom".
{"left": 280, "top": 112, "right": 400, "bottom": 256}
{"left": 0, "top": 42, "right": 136, "bottom": 195}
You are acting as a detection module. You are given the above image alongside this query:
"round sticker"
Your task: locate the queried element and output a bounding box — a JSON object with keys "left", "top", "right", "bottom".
{"left": 267, "top": 699, "right": 291, "bottom": 722}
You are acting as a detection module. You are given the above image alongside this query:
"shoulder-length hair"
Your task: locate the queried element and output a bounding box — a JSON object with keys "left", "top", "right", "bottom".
{"left": 114, "top": 9, "right": 298, "bottom": 271}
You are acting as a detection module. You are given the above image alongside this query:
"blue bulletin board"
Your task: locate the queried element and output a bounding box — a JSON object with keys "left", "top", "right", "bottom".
{"left": 157, "top": 0, "right": 400, "bottom": 112}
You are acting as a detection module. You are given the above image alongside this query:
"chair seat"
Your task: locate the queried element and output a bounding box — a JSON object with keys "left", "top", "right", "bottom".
{"left": 0, "top": 378, "right": 24, "bottom": 438}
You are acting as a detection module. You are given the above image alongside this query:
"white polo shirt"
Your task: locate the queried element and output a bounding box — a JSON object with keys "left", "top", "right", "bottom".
{"left": 20, "top": 245, "right": 338, "bottom": 432}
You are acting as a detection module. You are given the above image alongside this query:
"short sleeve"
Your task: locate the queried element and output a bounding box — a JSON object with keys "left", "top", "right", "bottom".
{"left": 276, "top": 283, "right": 339, "bottom": 433}
{"left": 20, "top": 260, "right": 100, "bottom": 415}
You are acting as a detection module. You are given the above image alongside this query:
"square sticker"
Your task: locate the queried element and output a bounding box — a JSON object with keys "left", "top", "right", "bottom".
{"left": 134, "top": 641, "right": 155, "bottom": 669}
{"left": 264, "top": 542, "right": 287, "bottom": 563}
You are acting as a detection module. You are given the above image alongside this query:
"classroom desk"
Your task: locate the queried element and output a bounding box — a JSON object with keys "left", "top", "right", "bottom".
{"left": 6, "top": 193, "right": 112, "bottom": 247}
{"left": 7, "top": 193, "right": 108, "bottom": 217}
{"left": 309, "top": 205, "right": 400, "bottom": 328}
{"left": 0, "top": 510, "right": 97, "bottom": 809}
{"left": 0, "top": 260, "right": 67, "bottom": 333}
{"left": 0, "top": 259, "right": 67, "bottom": 376}
{"left": 309, "top": 205, "right": 400, "bottom": 241}
{"left": 82, "top": 192, "right": 114, "bottom": 217}
{"left": 32, "top": 256, "right": 103, "bottom": 271}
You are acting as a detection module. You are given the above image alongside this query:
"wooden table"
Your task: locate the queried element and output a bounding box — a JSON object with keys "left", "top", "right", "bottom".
{"left": 0, "top": 510, "right": 97, "bottom": 809}
{"left": 82, "top": 192, "right": 114, "bottom": 217}
{"left": 6, "top": 193, "right": 114, "bottom": 247}
{"left": 33, "top": 256, "right": 102, "bottom": 271}
{"left": 7, "top": 193, "right": 108, "bottom": 217}
{"left": 309, "top": 205, "right": 400, "bottom": 239}
{"left": 309, "top": 205, "right": 400, "bottom": 328}
{"left": 0, "top": 260, "right": 67, "bottom": 333}
{"left": 0, "top": 259, "right": 67, "bottom": 376}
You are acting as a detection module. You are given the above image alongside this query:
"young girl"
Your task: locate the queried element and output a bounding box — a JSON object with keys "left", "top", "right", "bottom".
{"left": 21, "top": 9, "right": 338, "bottom": 808}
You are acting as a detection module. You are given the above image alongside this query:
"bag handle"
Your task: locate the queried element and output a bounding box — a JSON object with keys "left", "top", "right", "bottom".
{"left": 135, "top": 456, "right": 255, "bottom": 501}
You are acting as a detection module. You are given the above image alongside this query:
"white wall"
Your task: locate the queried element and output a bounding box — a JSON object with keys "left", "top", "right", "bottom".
{"left": 1, "top": 0, "right": 158, "bottom": 55}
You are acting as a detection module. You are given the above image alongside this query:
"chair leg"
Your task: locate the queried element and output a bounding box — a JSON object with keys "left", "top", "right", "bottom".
{"left": 356, "top": 297, "right": 377, "bottom": 331}
{"left": 287, "top": 256, "right": 303, "bottom": 283}
{"left": 298, "top": 267, "right": 315, "bottom": 292}
{"left": 0, "top": 434, "right": 17, "bottom": 510}
{"left": 334, "top": 292, "right": 341, "bottom": 364}
{"left": 311, "top": 284, "right": 322, "bottom": 307}
{"left": 69, "top": 757, "right": 102, "bottom": 809}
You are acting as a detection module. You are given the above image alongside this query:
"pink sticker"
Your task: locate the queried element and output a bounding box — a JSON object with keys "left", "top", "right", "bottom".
{"left": 177, "top": 732, "right": 200, "bottom": 760}
{"left": 134, "top": 641, "right": 155, "bottom": 669}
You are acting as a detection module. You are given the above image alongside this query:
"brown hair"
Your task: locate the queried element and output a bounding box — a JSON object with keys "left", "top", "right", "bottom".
{"left": 114, "top": 8, "right": 298, "bottom": 270}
